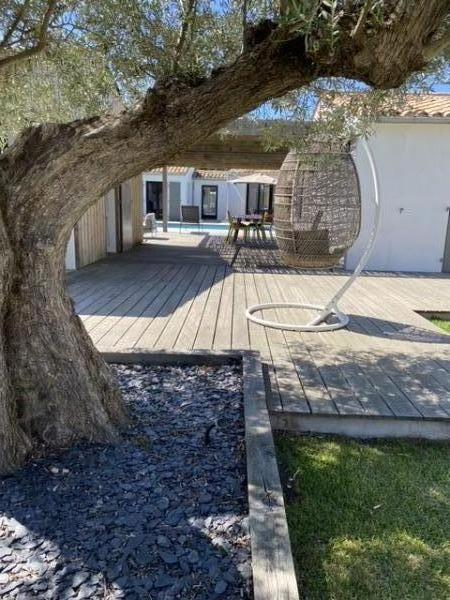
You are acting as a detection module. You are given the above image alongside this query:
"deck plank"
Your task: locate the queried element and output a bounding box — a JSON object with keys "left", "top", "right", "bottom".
{"left": 174, "top": 266, "right": 218, "bottom": 350}
{"left": 255, "top": 272, "right": 310, "bottom": 414}
{"left": 97, "top": 265, "right": 182, "bottom": 347}
{"left": 194, "top": 266, "right": 227, "bottom": 349}
{"left": 138, "top": 264, "right": 201, "bottom": 348}
{"left": 155, "top": 265, "right": 209, "bottom": 349}
{"left": 213, "top": 267, "right": 234, "bottom": 350}
{"left": 116, "top": 264, "right": 193, "bottom": 348}
{"left": 68, "top": 235, "right": 450, "bottom": 429}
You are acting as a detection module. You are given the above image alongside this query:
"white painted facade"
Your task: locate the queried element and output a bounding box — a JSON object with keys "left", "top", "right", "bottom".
{"left": 347, "top": 120, "right": 450, "bottom": 273}
{"left": 142, "top": 170, "right": 194, "bottom": 220}
{"left": 142, "top": 170, "right": 251, "bottom": 221}
{"left": 65, "top": 230, "right": 76, "bottom": 270}
{"left": 192, "top": 179, "right": 247, "bottom": 221}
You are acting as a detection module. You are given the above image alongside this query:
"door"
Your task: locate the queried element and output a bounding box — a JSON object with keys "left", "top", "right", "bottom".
{"left": 201, "top": 185, "right": 218, "bottom": 219}
{"left": 443, "top": 210, "right": 450, "bottom": 273}
{"left": 146, "top": 181, "right": 163, "bottom": 218}
{"left": 246, "top": 184, "right": 274, "bottom": 214}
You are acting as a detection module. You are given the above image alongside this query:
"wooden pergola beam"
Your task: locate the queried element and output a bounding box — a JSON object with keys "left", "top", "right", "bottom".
{"left": 170, "top": 133, "right": 288, "bottom": 170}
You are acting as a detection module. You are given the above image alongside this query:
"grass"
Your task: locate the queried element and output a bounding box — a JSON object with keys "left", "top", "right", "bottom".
{"left": 276, "top": 435, "right": 450, "bottom": 600}
{"left": 431, "top": 318, "right": 450, "bottom": 334}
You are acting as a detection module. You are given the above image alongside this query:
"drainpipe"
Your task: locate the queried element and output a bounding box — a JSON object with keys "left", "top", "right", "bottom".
{"left": 162, "top": 166, "right": 169, "bottom": 232}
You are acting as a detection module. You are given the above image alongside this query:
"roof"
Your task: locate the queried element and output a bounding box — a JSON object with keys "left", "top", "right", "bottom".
{"left": 194, "top": 168, "right": 279, "bottom": 180}
{"left": 194, "top": 169, "right": 229, "bottom": 180}
{"left": 386, "top": 94, "right": 450, "bottom": 118}
{"left": 315, "top": 93, "right": 450, "bottom": 120}
{"left": 148, "top": 166, "right": 191, "bottom": 175}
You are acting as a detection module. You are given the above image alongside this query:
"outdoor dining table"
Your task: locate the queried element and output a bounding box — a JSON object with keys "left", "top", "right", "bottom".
{"left": 230, "top": 214, "right": 266, "bottom": 242}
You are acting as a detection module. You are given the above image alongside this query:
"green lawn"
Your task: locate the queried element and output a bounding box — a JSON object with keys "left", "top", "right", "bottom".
{"left": 431, "top": 318, "right": 450, "bottom": 334}
{"left": 276, "top": 435, "right": 450, "bottom": 600}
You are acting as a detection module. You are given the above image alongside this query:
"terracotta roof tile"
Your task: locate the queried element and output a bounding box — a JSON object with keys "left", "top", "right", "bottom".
{"left": 315, "top": 93, "right": 450, "bottom": 119}
{"left": 194, "top": 169, "right": 279, "bottom": 180}
{"left": 390, "top": 94, "right": 450, "bottom": 118}
{"left": 194, "top": 169, "right": 229, "bottom": 180}
{"left": 148, "top": 166, "right": 191, "bottom": 175}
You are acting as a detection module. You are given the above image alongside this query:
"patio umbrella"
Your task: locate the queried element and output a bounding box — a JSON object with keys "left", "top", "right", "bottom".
{"left": 229, "top": 173, "right": 278, "bottom": 185}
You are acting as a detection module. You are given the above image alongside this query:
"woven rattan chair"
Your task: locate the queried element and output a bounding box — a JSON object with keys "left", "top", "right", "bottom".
{"left": 246, "top": 139, "right": 382, "bottom": 332}
{"left": 274, "top": 145, "right": 361, "bottom": 268}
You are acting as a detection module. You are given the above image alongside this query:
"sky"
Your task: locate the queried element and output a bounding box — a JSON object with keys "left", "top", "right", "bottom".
{"left": 432, "top": 83, "right": 450, "bottom": 93}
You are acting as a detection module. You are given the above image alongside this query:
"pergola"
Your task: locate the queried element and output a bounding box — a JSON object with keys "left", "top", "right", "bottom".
{"left": 170, "top": 128, "right": 288, "bottom": 170}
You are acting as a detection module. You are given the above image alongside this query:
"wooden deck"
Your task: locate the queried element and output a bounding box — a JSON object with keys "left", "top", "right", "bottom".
{"left": 69, "top": 233, "right": 450, "bottom": 439}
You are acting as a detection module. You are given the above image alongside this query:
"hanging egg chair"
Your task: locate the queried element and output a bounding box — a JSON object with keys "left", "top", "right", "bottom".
{"left": 246, "top": 139, "right": 381, "bottom": 332}
{"left": 274, "top": 143, "right": 361, "bottom": 269}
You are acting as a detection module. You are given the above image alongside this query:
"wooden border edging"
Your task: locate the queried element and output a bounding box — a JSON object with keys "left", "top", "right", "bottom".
{"left": 99, "top": 347, "right": 242, "bottom": 365}
{"left": 271, "top": 411, "right": 450, "bottom": 441}
{"left": 100, "top": 347, "right": 299, "bottom": 600}
{"left": 242, "top": 352, "right": 299, "bottom": 600}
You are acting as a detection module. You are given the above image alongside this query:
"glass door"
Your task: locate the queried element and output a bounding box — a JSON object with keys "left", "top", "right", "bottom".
{"left": 201, "top": 185, "right": 218, "bottom": 219}
{"left": 246, "top": 183, "right": 274, "bottom": 214}
{"left": 146, "top": 181, "right": 163, "bottom": 219}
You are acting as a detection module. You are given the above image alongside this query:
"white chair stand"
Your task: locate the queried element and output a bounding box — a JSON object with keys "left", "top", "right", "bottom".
{"left": 245, "top": 139, "right": 381, "bottom": 332}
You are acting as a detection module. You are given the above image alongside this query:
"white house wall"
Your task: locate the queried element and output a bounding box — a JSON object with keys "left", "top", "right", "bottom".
{"left": 142, "top": 171, "right": 193, "bottom": 217}
{"left": 65, "top": 230, "right": 76, "bottom": 270}
{"left": 192, "top": 180, "right": 247, "bottom": 221}
{"left": 142, "top": 171, "right": 249, "bottom": 221}
{"left": 347, "top": 121, "right": 450, "bottom": 273}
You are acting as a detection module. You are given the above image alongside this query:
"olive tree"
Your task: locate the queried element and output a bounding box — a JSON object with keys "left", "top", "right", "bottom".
{"left": 0, "top": 0, "right": 449, "bottom": 473}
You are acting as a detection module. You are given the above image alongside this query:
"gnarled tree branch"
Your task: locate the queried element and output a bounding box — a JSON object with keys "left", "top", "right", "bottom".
{"left": 351, "top": 0, "right": 373, "bottom": 39}
{"left": 423, "top": 25, "right": 450, "bottom": 60}
{"left": 0, "top": 0, "right": 58, "bottom": 71}
{"left": 172, "top": 0, "right": 198, "bottom": 73}
{"left": 2, "top": 0, "right": 448, "bottom": 228}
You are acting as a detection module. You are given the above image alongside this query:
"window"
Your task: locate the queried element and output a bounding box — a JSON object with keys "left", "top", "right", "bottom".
{"left": 146, "top": 181, "right": 162, "bottom": 219}
{"left": 246, "top": 184, "right": 274, "bottom": 215}
{"left": 201, "top": 185, "right": 218, "bottom": 219}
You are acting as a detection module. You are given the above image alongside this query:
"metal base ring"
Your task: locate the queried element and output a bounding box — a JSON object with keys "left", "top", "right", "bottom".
{"left": 245, "top": 302, "right": 349, "bottom": 332}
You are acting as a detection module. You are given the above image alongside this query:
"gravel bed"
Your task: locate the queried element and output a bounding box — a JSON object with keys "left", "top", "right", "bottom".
{"left": 0, "top": 364, "right": 251, "bottom": 599}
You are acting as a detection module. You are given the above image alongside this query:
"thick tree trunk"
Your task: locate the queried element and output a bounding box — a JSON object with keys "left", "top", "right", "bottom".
{"left": 0, "top": 1, "right": 448, "bottom": 473}
{"left": 0, "top": 212, "right": 127, "bottom": 473}
{"left": 6, "top": 243, "right": 126, "bottom": 443}
{"left": 0, "top": 215, "right": 31, "bottom": 472}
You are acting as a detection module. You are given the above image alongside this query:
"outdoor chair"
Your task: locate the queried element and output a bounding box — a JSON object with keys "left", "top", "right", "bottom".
{"left": 180, "top": 205, "right": 201, "bottom": 232}
{"left": 260, "top": 210, "right": 274, "bottom": 240}
{"left": 226, "top": 211, "right": 251, "bottom": 243}
{"left": 143, "top": 212, "right": 157, "bottom": 236}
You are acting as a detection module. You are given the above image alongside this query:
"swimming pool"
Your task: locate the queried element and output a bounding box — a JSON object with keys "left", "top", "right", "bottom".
{"left": 155, "top": 221, "right": 229, "bottom": 235}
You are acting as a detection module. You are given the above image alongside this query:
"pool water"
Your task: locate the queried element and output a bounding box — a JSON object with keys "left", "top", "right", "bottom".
{"left": 156, "top": 221, "right": 229, "bottom": 235}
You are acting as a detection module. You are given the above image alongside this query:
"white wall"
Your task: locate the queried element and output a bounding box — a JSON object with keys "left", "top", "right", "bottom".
{"left": 192, "top": 180, "right": 247, "bottom": 221}
{"left": 65, "top": 230, "right": 76, "bottom": 270}
{"left": 346, "top": 121, "right": 450, "bottom": 273}
{"left": 142, "top": 171, "right": 193, "bottom": 218}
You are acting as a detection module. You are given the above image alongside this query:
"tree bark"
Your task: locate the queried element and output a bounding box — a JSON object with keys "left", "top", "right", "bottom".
{"left": 0, "top": 1, "right": 448, "bottom": 473}
{"left": 5, "top": 240, "right": 126, "bottom": 446}
{"left": 0, "top": 212, "right": 31, "bottom": 471}
{"left": 0, "top": 202, "right": 127, "bottom": 472}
